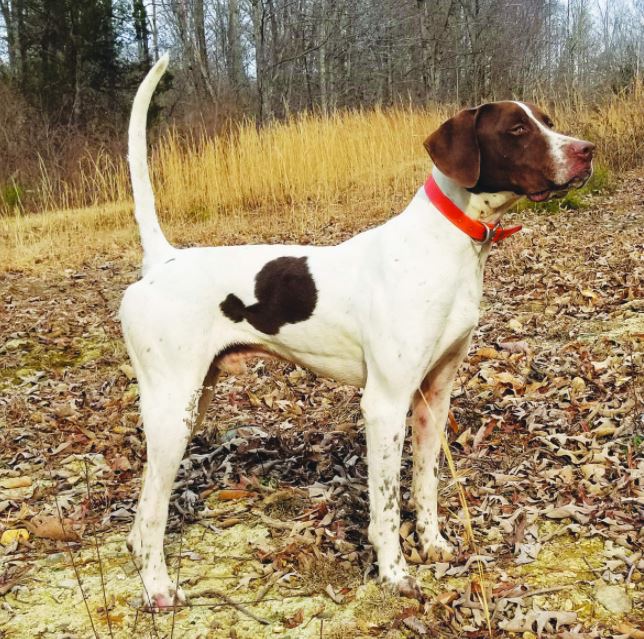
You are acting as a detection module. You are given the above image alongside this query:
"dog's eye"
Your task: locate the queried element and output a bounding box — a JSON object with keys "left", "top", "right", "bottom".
{"left": 544, "top": 117, "right": 555, "bottom": 128}
{"left": 509, "top": 124, "right": 527, "bottom": 135}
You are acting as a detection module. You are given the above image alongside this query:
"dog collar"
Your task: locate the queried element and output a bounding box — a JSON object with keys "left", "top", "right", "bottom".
{"left": 424, "top": 175, "right": 522, "bottom": 244}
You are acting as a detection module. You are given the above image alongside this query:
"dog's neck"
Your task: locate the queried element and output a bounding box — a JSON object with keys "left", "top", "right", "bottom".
{"left": 432, "top": 167, "right": 520, "bottom": 225}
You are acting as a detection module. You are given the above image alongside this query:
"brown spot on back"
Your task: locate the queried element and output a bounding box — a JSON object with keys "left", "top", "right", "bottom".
{"left": 220, "top": 256, "right": 317, "bottom": 335}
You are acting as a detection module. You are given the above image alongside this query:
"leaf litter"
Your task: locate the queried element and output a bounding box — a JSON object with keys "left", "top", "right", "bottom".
{"left": 0, "top": 172, "right": 642, "bottom": 637}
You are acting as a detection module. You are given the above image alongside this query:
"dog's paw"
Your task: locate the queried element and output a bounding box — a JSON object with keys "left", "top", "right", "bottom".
{"left": 420, "top": 534, "right": 455, "bottom": 563}
{"left": 396, "top": 575, "right": 426, "bottom": 602}
{"left": 382, "top": 575, "right": 426, "bottom": 602}
{"left": 143, "top": 585, "right": 186, "bottom": 612}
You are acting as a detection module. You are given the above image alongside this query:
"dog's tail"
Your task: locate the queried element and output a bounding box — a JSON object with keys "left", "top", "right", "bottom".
{"left": 128, "top": 53, "right": 174, "bottom": 274}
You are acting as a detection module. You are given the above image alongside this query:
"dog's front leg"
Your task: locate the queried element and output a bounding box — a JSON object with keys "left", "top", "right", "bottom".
{"left": 361, "top": 381, "right": 422, "bottom": 599}
{"left": 411, "top": 339, "right": 470, "bottom": 562}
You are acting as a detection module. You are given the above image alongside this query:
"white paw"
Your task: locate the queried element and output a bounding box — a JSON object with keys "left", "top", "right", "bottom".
{"left": 141, "top": 579, "right": 186, "bottom": 611}
{"left": 420, "top": 533, "right": 455, "bottom": 562}
{"left": 381, "top": 574, "right": 426, "bottom": 602}
{"left": 377, "top": 553, "right": 426, "bottom": 600}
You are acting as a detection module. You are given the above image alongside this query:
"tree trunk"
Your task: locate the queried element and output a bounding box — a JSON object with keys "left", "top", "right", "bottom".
{"left": 227, "top": 0, "right": 244, "bottom": 95}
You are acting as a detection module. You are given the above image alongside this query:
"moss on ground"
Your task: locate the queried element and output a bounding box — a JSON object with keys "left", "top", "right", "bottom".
{"left": 2, "top": 511, "right": 639, "bottom": 638}
{"left": 0, "top": 331, "right": 121, "bottom": 388}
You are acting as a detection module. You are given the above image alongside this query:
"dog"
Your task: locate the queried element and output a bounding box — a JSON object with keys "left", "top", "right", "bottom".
{"left": 121, "top": 54, "right": 594, "bottom": 608}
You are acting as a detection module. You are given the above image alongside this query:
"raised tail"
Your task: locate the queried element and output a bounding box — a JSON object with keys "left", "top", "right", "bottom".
{"left": 128, "top": 53, "right": 175, "bottom": 274}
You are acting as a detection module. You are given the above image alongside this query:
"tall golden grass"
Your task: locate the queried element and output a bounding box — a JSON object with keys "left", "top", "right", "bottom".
{"left": 1, "top": 82, "right": 642, "bottom": 271}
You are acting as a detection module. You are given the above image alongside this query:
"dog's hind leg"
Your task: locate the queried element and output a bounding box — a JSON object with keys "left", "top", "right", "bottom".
{"left": 123, "top": 323, "right": 219, "bottom": 609}
{"left": 130, "top": 369, "right": 207, "bottom": 609}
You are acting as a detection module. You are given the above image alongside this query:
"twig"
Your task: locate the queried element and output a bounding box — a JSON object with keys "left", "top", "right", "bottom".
{"left": 191, "top": 589, "right": 270, "bottom": 625}
{"left": 131, "top": 594, "right": 306, "bottom": 613}
{"left": 627, "top": 342, "right": 641, "bottom": 421}
{"left": 46, "top": 465, "right": 100, "bottom": 639}
{"left": 522, "top": 584, "right": 573, "bottom": 598}
{"left": 128, "top": 551, "right": 159, "bottom": 639}
{"left": 170, "top": 515, "right": 185, "bottom": 638}
{"left": 84, "top": 459, "right": 114, "bottom": 639}
{"left": 583, "top": 556, "right": 603, "bottom": 578}
{"left": 254, "top": 570, "right": 284, "bottom": 604}
{"left": 417, "top": 389, "right": 492, "bottom": 638}
{"left": 417, "top": 390, "right": 474, "bottom": 544}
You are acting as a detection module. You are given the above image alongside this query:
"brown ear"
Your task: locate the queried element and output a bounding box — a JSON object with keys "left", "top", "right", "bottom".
{"left": 423, "top": 107, "right": 481, "bottom": 188}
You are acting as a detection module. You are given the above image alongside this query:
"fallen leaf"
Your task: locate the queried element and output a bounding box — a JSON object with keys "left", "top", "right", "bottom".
{"left": 283, "top": 608, "right": 304, "bottom": 628}
{"left": 499, "top": 609, "right": 577, "bottom": 635}
{"left": 476, "top": 347, "right": 502, "bottom": 360}
{"left": 615, "top": 622, "right": 644, "bottom": 639}
{"left": 447, "top": 410, "right": 459, "bottom": 434}
{"left": 436, "top": 590, "right": 458, "bottom": 605}
{"left": 571, "top": 376, "right": 586, "bottom": 395}
{"left": 53, "top": 402, "right": 78, "bottom": 419}
{"left": 402, "top": 616, "right": 427, "bottom": 635}
{"left": 0, "top": 477, "right": 32, "bottom": 489}
{"left": 110, "top": 455, "right": 132, "bottom": 471}
{"left": 0, "top": 528, "right": 29, "bottom": 545}
{"left": 507, "top": 318, "right": 523, "bottom": 333}
{"left": 595, "top": 584, "right": 632, "bottom": 613}
{"left": 217, "top": 489, "right": 256, "bottom": 500}
{"left": 118, "top": 363, "right": 136, "bottom": 380}
{"left": 26, "top": 515, "right": 81, "bottom": 542}
{"left": 592, "top": 422, "right": 617, "bottom": 437}
{"left": 325, "top": 584, "right": 343, "bottom": 603}
{"left": 219, "top": 517, "right": 243, "bottom": 528}
{"left": 497, "top": 340, "right": 530, "bottom": 354}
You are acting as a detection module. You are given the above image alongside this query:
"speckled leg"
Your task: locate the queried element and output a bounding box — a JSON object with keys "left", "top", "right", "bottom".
{"left": 361, "top": 380, "right": 418, "bottom": 595}
{"left": 412, "top": 339, "right": 471, "bottom": 563}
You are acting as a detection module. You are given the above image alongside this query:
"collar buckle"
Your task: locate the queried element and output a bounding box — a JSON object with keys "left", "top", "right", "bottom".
{"left": 475, "top": 221, "right": 501, "bottom": 245}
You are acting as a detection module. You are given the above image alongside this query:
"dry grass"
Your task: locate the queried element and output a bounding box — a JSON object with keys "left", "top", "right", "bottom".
{"left": 1, "top": 82, "right": 642, "bottom": 272}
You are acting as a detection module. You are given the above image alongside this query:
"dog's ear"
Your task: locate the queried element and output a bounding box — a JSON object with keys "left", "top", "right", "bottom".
{"left": 423, "top": 107, "right": 481, "bottom": 188}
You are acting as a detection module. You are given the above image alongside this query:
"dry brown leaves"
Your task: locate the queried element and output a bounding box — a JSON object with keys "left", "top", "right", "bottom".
{"left": 1, "top": 172, "right": 642, "bottom": 636}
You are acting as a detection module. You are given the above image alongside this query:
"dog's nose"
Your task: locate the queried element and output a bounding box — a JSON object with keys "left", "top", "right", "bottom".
{"left": 571, "top": 140, "right": 595, "bottom": 160}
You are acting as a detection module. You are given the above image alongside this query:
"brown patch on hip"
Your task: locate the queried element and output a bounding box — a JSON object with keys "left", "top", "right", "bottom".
{"left": 220, "top": 256, "right": 318, "bottom": 335}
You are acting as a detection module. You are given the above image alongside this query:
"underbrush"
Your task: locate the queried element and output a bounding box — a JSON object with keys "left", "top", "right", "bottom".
{"left": 2, "top": 80, "right": 642, "bottom": 220}
{"left": 0, "top": 82, "right": 641, "bottom": 271}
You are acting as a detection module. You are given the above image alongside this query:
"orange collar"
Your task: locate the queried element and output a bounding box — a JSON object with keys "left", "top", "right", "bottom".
{"left": 424, "top": 175, "right": 522, "bottom": 244}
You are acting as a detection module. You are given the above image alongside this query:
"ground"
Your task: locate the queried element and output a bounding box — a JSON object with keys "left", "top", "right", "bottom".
{"left": 0, "top": 172, "right": 642, "bottom": 638}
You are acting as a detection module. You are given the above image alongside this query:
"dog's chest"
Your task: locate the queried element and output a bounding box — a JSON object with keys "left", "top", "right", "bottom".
{"left": 403, "top": 243, "right": 485, "bottom": 374}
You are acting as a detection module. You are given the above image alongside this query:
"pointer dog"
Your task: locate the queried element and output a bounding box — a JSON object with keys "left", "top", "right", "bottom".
{"left": 121, "top": 55, "right": 594, "bottom": 607}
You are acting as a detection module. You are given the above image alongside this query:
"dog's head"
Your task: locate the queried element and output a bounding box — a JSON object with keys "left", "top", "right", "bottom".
{"left": 424, "top": 101, "right": 594, "bottom": 202}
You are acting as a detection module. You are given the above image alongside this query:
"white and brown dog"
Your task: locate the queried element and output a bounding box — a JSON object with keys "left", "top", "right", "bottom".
{"left": 121, "top": 55, "right": 594, "bottom": 607}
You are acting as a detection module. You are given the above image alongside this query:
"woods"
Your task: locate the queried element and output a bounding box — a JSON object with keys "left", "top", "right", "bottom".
{"left": 1, "top": 0, "right": 642, "bottom": 121}
{"left": 0, "top": 0, "right": 642, "bottom": 213}
{"left": 0, "top": 2, "right": 643, "bottom": 638}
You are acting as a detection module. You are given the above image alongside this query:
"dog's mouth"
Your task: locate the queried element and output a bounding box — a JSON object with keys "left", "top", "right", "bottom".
{"left": 527, "top": 169, "right": 592, "bottom": 203}
{"left": 527, "top": 190, "right": 556, "bottom": 202}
